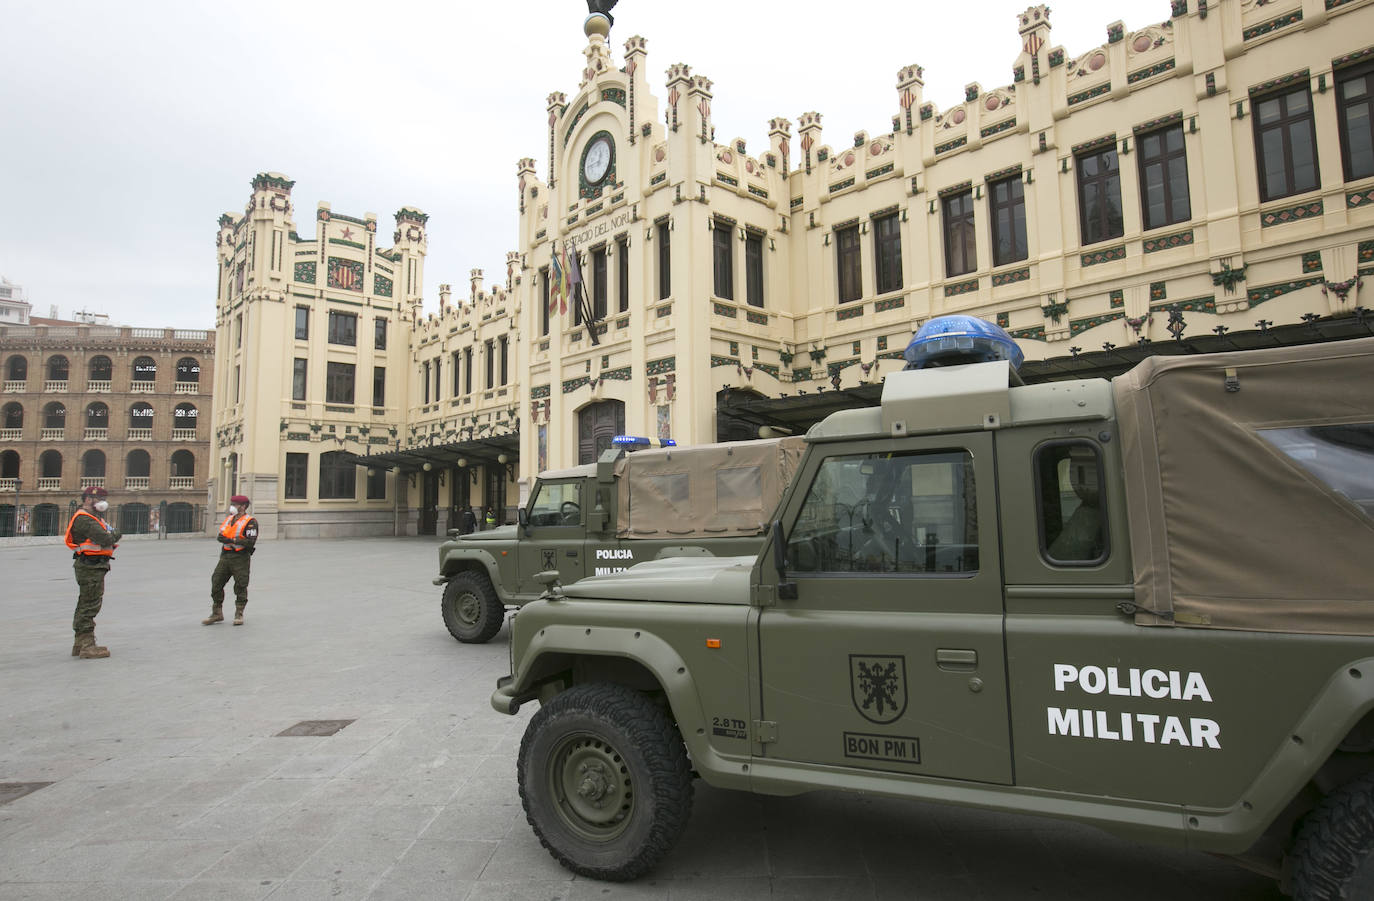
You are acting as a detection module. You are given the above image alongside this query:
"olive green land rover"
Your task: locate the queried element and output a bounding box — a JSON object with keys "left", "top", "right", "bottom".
{"left": 492, "top": 319, "right": 1374, "bottom": 899}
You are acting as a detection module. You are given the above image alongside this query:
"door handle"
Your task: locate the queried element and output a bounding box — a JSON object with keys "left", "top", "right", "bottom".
{"left": 936, "top": 648, "right": 978, "bottom": 672}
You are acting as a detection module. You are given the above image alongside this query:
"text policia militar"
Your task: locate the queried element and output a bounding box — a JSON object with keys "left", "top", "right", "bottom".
{"left": 1048, "top": 662, "right": 1221, "bottom": 750}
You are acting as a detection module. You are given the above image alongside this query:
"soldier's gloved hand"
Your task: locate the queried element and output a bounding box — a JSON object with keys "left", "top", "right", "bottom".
{"left": 111, "top": 530, "right": 122, "bottom": 544}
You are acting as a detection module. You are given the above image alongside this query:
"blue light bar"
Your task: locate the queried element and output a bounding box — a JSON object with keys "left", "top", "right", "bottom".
{"left": 903, "top": 315, "right": 1024, "bottom": 371}
{"left": 611, "top": 435, "right": 676, "bottom": 448}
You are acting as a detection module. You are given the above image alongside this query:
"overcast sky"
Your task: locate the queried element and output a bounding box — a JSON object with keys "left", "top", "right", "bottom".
{"left": 2, "top": 0, "right": 1169, "bottom": 329}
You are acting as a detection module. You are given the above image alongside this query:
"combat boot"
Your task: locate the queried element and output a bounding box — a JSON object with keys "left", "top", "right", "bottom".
{"left": 77, "top": 634, "right": 110, "bottom": 659}
{"left": 202, "top": 606, "right": 224, "bottom": 625}
{"left": 233, "top": 605, "right": 245, "bottom": 626}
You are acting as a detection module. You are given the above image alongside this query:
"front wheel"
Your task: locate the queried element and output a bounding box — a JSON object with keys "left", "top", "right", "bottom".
{"left": 1289, "top": 772, "right": 1374, "bottom": 900}
{"left": 518, "top": 683, "right": 693, "bottom": 881}
{"left": 440, "top": 571, "right": 505, "bottom": 643}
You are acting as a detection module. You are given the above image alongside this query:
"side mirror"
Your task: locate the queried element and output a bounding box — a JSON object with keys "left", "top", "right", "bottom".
{"left": 772, "top": 519, "right": 798, "bottom": 600}
{"left": 517, "top": 507, "right": 531, "bottom": 537}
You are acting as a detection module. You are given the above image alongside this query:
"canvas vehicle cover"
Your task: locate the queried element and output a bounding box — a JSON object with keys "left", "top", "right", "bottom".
{"left": 615, "top": 437, "right": 806, "bottom": 538}
{"left": 1113, "top": 336, "right": 1374, "bottom": 635}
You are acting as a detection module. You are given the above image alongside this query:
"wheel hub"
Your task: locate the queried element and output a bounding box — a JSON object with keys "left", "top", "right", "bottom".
{"left": 551, "top": 734, "right": 632, "bottom": 837}
{"left": 458, "top": 594, "right": 480, "bottom": 624}
{"left": 577, "top": 761, "right": 613, "bottom": 806}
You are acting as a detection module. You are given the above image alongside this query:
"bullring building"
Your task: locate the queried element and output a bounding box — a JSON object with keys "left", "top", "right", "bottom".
{"left": 210, "top": 0, "right": 1374, "bottom": 539}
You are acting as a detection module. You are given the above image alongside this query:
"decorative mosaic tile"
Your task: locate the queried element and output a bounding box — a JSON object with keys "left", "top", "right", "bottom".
{"left": 1068, "top": 83, "right": 1112, "bottom": 106}
{"left": 602, "top": 367, "right": 632, "bottom": 382}
{"left": 327, "top": 257, "right": 364, "bottom": 292}
{"left": 710, "top": 355, "right": 738, "bottom": 368}
{"left": 1110, "top": 289, "right": 1125, "bottom": 308}
{"left": 1243, "top": 10, "right": 1303, "bottom": 41}
{"left": 1070, "top": 311, "right": 1125, "bottom": 336}
{"left": 656, "top": 304, "right": 672, "bottom": 318}
{"left": 1328, "top": 0, "right": 1358, "bottom": 8}
{"left": 293, "top": 261, "right": 316, "bottom": 284}
{"left": 935, "top": 137, "right": 968, "bottom": 155}
{"left": 1128, "top": 59, "right": 1176, "bottom": 84}
{"left": 530, "top": 384, "right": 551, "bottom": 399}
{"left": 829, "top": 178, "right": 855, "bottom": 193}
{"left": 1302, "top": 252, "right": 1324, "bottom": 273}
{"left": 1014, "top": 66, "right": 1025, "bottom": 82}
{"left": 1150, "top": 281, "right": 1167, "bottom": 301}
{"left": 1108, "top": 22, "right": 1125, "bottom": 43}
{"left": 865, "top": 163, "right": 894, "bottom": 179}
{"left": 1347, "top": 188, "right": 1374, "bottom": 209}
{"left": 791, "top": 367, "right": 813, "bottom": 381}
{"left": 920, "top": 103, "right": 934, "bottom": 121}
{"left": 1081, "top": 244, "right": 1127, "bottom": 266}
{"left": 1151, "top": 295, "right": 1215, "bottom": 313}
{"left": 1247, "top": 276, "right": 1324, "bottom": 306}
{"left": 1143, "top": 229, "right": 1194, "bottom": 253}
{"left": 1010, "top": 325, "right": 1046, "bottom": 341}
{"left": 877, "top": 335, "right": 888, "bottom": 351}
{"left": 748, "top": 185, "right": 769, "bottom": 199}
{"left": 980, "top": 119, "right": 1017, "bottom": 139}
{"left": 944, "top": 278, "right": 980, "bottom": 296}
{"left": 373, "top": 274, "right": 393, "bottom": 297}
{"left": 1261, "top": 200, "right": 1323, "bottom": 227}
{"left": 985, "top": 164, "right": 1023, "bottom": 183}
{"left": 650, "top": 172, "right": 666, "bottom": 186}
{"left": 836, "top": 305, "right": 865, "bottom": 321}
{"left": 729, "top": 341, "right": 739, "bottom": 355}
{"left": 746, "top": 310, "right": 769, "bottom": 325}
{"left": 754, "top": 362, "right": 779, "bottom": 378}
{"left": 713, "top": 302, "right": 737, "bottom": 318}
{"left": 1133, "top": 111, "right": 1184, "bottom": 134}
{"left": 562, "top": 376, "right": 588, "bottom": 393}
{"left": 563, "top": 102, "right": 590, "bottom": 146}
{"left": 991, "top": 267, "right": 1031, "bottom": 287}
{"left": 717, "top": 172, "right": 739, "bottom": 187}
{"left": 1360, "top": 240, "right": 1374, "bottom": 263}
{"left": 1333, "top": 45, "right": 1374, "bottom": 68}
{"left": 329, "top": 237, "right": 367, "bottom": 250}
{"left": 601, "top": 88, "right": 626, "bottom": 107}
{"left": 996, "top": 312, "right": 1010, "bottom": 327}
{"left": 646, "top": 356, "right": 675, "bottom": 375}
{"left": 790, "top": 196, "right": 804, "bottom": 208}
{"left": 1049, "top": 49, "right": 1065, "bottom": 67}
{"left": 1249, "top": 69, "right": 1311, "bottom": 96}
{"left": 874, "top": 296, "right": 906, "bottom": 313}
{"left": 1072, "top": 134, "right": 1116, "bottom": 156}
{"left": 1171, "top": 0, "right": 1187, "bottom": 16}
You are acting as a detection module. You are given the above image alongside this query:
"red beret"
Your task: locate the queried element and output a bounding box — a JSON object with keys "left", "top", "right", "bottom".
{"left": 82, "top": 486, "right": 108, "bottom": 499}
{"left": 230, "top": 495, "right": 250, "bottom": 505}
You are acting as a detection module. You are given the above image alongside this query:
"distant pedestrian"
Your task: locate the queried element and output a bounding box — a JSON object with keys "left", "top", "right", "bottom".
{"left": 484, "top": 506, "right": 496, "bottom": 530}
{"left": 460, "top": 506, "right": 477, "bottom": 535}
{"left": 64, "top": 486, "right": 120, "bottom": 659}
{"left": 204, "top": 495, "right": 258, "bottom": 626}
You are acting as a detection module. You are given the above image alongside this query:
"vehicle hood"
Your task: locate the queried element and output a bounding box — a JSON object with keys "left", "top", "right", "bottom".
{"left": 558, "top": 555, "right": 755, "bottom": 605}
{"left": 450, "top": 526, "right": 519, "bottom": 543}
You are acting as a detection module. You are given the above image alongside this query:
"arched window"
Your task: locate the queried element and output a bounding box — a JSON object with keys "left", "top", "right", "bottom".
{"left": 2, "top": 402, "right": 22, "bottom": 430}
{"left": 319, "top": 451, "right": 356, "bottom": 499}
{"left": 0, "top": 449, "right": 19, "bottom": 479}
{"left": 86, "top": 402, "right": 108, "bottom": 430}
{"left": 39, "top": 449, "right": 62, "bottom": 478}
{"left": 173, "top": 403, "right": 198, "bottom": 432}
{"left": 577, "top": 399, "right": 626, "bottom": 464}
{"left": 126, "top": 449, "right": 151, "bottom": 478}
{"left": 47, "top": 355, "right": 69, "bottom": 381}
{"left": 82, "top": 450, "right": 106, "bottom": 478}
{"left": 171, "top": 449, "right": 195, "bottom": 477}
{"left": 130, "top": 402, "right": 154, "bottom": 431}
{"left": 132, "top": 356, "right": 157, "bottom": 384}
{"left": 43, "top": 402, "right": 66, "bottom": 430}
{"left": 176, "top": 357, "right": 200, "bottom": 384}
{"left": 5, "top": 356, "right": 26, "bottom": 381}
{"left": 89, "top": 355, "right": 112, "bottom": 381}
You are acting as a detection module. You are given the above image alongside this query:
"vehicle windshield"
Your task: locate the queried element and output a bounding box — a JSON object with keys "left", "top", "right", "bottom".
{"left": 527, "top": 480, "right": 582, "bottom": 526}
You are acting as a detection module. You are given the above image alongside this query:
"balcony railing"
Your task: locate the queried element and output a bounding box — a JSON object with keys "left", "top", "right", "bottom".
{"left": 40, "top": 428, "right": 65, "bottom": 440}
{"left": 44, "top": 380, "right": 68, "bottom": 392}
{"left": 174, "top": 382, "right": 199, "bottom": 394}
{"left": 127, "top": 428, "right": 153, "bottom": 440}
{"left": 0, "top": 428, "right": 20, "bottom": 441}
{"left": 169, "top": 476, "right": 195, "bottom": 489}
{"left": 3, "top": 380, "right": 25, "bottom": 392}
{"left": 130, "top": 382, "right": 155, "bottom": 393}
{"left": 86, "top": 380, "right": 112, "bottom": 393}
{"left": 37, "top": 478, "right": 61, "bottom": 490}
{"left": 124, "top": 477, "right": 149, "bottom": 489}
{"left": 84, "top": 428, "right": 108, "bottom": 440}
{"left": 0, "top": 478, "right": 18, "bottom": 490}
{"left": 80, "top": 476, "right": 105, "bottom": 489}
{"left": 171, "top": 428, "right": 197, "bottom": 441}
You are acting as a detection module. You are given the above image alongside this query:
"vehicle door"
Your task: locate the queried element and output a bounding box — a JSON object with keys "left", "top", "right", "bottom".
{"left": 516, "top": 479, "right": 587, "bottom": 594}
{"left": 758, "top": 433, "right": 1011, "bottom": 784}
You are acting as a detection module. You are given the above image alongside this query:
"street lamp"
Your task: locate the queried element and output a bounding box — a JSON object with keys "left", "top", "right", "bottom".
{"left": 10, "top": 477, "right": 21, "bottom": 537}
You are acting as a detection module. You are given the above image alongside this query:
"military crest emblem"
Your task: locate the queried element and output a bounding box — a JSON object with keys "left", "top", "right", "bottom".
{"left": 850, "top": 654, "right": 908, "bottom": 724}
{"left": 542, "top": 549, "right": 557, "bottom": 571}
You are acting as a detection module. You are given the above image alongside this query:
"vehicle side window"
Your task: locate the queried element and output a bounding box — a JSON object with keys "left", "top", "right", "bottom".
{"left": 1037, "top": 441, "right": 1109, "bottom": 566}
{"left": 1259, "top": 423, "right": 1374, "bottom": 518}
{"left": 528, "top": 481, "right": 582, "bottom": 527}
{"left": 787, "top": 450, "right": 978, "bottom": 574}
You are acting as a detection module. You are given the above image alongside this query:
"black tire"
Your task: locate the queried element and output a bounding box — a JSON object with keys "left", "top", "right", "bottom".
{"left": 518, "top": 682, "right": 693, "bottom": 881}
{"left": 1290, "top": 772, "right": 1374, "bottom": 900}
{"left": 440, "top": 571, "right": 505, "bottom": 643}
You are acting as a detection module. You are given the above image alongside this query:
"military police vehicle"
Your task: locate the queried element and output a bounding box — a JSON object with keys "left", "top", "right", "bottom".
{"left": 491, "top": 316, "right": 1374, "bottom": 899}
{"left": 434, "top": 435, "right": 803, "bottom": 642}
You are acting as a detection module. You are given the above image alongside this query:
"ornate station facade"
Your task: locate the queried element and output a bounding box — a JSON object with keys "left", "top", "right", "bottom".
{"left": 212, "top": 0, "right": 1374, "bottom": 538}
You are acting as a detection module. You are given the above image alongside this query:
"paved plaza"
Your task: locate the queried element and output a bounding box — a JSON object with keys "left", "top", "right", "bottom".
{"left": 0, "top": 537, "right": 1282, "bottom": 900}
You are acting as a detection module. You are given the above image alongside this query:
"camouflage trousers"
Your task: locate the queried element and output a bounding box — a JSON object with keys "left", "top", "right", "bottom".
{"left": 210, "top": 552, "right": 251, "bottom": 608}
{"left": 72, "top": 560, "right": 108, "bottom": 635}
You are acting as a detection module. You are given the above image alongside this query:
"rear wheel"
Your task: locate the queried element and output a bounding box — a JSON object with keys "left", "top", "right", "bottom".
{"left": 1290, "top": 772, "right": 1374, "bottom": 900}
{"left": 518, "top": 682, "right": 693, "bottom": 881}
{"left": 440, "top": 571, "right": 505, "bottom": 643}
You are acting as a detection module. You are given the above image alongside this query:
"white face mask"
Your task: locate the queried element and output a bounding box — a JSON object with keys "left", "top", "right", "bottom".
{"left": 227, "top": 506, "right": 237, "bottom": 515}
{"left": 93, "top": 500, "right": 109, "bottom": 513}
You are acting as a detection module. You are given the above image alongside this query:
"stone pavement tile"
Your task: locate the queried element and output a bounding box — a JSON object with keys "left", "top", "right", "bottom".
{"left": 760, "top": 807, "right": 871, "bottom": 878}
{"left": 292, "top": 836, "right": 414, "bottom": 883}
{"left": 461, "top": 879, "right": 573, "bottom": 901}
{"left": 0, "top": 755, "right": 107, "bottom": 782}
{"left": 261, "top": 879, "right": 376, "bottom": 900}
{"left": 0, "top": 840, "right": 67, "bottom": 883}
{"left": 387, "top": 838, "right": 498, "bottom": 882}
{"left": 177, "top": 803, "right": 295, "bottom": 840}
{"left": 197, "top": 837, "right": 330, "bottom": 881}
{"left": 295, "top": 777, "right": 402, "bottom": 808}
{"left": 205, "top": 754, "right": 295, "bottom": 782}
{"left": 168, "top": 878, "right": 278, "bottom": 900}
{"left": 422, "top": 801, "right": 525, "bottom": 842}
{"left": 116, "top": 839, "right": 233, "bottom": 881}
{"left": 21, "top": 776, "right": 180, "bottom": 810}
{"left": 66, "top": 754, "right": 211, "bottom": 783}
{"left": 6, "top": 838, "right": 160, "bottom": 882}
{"left": 268, "top": 755, "right": 361, "bottom": 780}
{"left": 475, "top": 826, "right": 571, "bottom": 881}
{"left": 85, "top": 805, "right": 209, "bottom": 841}
{"left": 3, "top": 881, "right": 183, "bottom": 900}
{"left": 452, "top": 757, "right": 521, "bottom": 803}
{"left": 770, "top": 876, "right": 879, "bottom": 900}
{"left": 330, "top": 804, "right": 441, "bottom": 842}
{"left": 226, "top": 777, "right": 329, "bottom": 806}
{"left": 662, "top": 877, "right": 775, "bottom": 900}
{"left": 157, "top": 780, "right": 253, "bottom": 808}
{"left": 254, "top": 804, "right": 369, "bottom": 843}
{"left": 567, "top": 879, "right": 670, "bottom": 900}
{"left": 366, "top": 878, "right": 476, "bottom": 901}
{"left": 653, "top": 821, "right": 770, "bottom": 880}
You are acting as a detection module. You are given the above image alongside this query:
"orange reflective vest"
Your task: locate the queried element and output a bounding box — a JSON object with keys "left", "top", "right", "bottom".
{"left": 65, "top": 509, "right": 115, "bottom": 557}
{"left": 218, "top": 514, "right": 252, "bottom": 550}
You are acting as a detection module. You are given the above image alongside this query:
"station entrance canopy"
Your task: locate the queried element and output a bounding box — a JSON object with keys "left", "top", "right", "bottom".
{"left": 343, "top": 434, "right": 519, "bottom": 475}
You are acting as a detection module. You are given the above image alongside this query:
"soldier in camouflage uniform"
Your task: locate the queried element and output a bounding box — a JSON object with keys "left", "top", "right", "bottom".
{"left": 64, "top": 486, "right": 121, "bottom": 659}
{"left": 204, "top": 494, "right": 258, "bottom": 626}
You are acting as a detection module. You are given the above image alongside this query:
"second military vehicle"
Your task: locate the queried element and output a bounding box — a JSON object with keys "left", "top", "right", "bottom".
{"left": 434, "top": 435, "right": 803, "bottom": 642}
{"left": 492, "top": 317, "right": 1374, "bottom": 899}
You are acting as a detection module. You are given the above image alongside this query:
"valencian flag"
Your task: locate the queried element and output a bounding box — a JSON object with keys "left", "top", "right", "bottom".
{"left": 549, "top": 246, "right": 568, "bottom": 315}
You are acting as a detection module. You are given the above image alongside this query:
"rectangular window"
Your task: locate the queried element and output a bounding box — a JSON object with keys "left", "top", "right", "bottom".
{"left": 943, "top": 190, "right": 977, "bottom": 276}
{"left": 485, "top": 340, "right": 494, "bottom": 390}
{"left": 873, "top": 212, "right": 903, "bottom": 294}
{"left": 433, "top": 357, "right": 442, "bottom": 402}
{"left": 374, "top": 318, "right": 387, "bottom": 350}
{"left": 284, "top": 452, "right": 308, "bottom": 499}
{"left": 1076, "top": 147, "right": 1125, "bottom": 245}
{"left": 233, "top": 365, "right": 240, "bottom": 403}
{"left": 318, "top": 452, "right": 356, "bottom": 500}
{"left": 325, "top": 361, "right": 355, "bottom": 405}
{"left": 499, "top": 335, "right": 508, "bottom": 385}
{"left": 464, "top": 348, "right": 472, "bottom": 394}
{"left": 372, "top": 366, "right": 385, "bottom": 408}
{"left": 423, "top": 361, "right": 430, "bottom": 405}
{"left": 616, "top": 236, "right": 629, "bottom": 313}
{"left": 1253, "top": 86, "right": 1320, "bottom": 202}
{"left": 657, "top": 221, "right": 671, "bottom": 299}
{"left": 451, "top": 352, "right": 461, "bottom": 396}
{"left": 540, "top": 266, "right": 551, "bottom": 336}
{"left": 836, "top": 224, "right": 862, "bottom": 303}
{"left": 712, "top": 222, "right": 734, "bottom": 300}
{"left": 786, "top": 450, "right": 979, "bottom": 574}
{"left": 1259, "top": 423, "right": 1374, "bottom": 520}
{"left": 327, "top": 311, "right": 357, "bottom": 346}
{"left": 366, "top": 467, "right": 387, "bottom": 500}
{"left": 989, "top": 176, "right": 1029, "bottom": 266}
{"left": 592, "top": 245, "right": 607, "bottom": 319}
{"left": 292, "top": 358, "right": 307, "bottom": 401}
{"left": 234, "top": 314, "right": 242, "bottom": 348}
{"left": 745, "top": 230, "right": 764, "bottom": 308}
{"left": 294, "top": 307, "right": 309, "bottom": 340}
{"left": 1037, "top": 441, "right": 1109, "bottom": 565}
{"left": 527, "top": 480, "right": 582, "bottom": 527}
{"left": 1137, "top": 125, "right": 1191, "bottom": 230}
{"left": 1337, "top": 63, "right": 1374, "bottom": 182}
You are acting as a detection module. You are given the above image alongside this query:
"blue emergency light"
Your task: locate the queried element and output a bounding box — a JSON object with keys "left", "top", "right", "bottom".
{"left": 611, "top": 435, "right": 676, "bottom": 448}
{"left": 902, "top": 314, "right": 1024, "bottom": 371}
